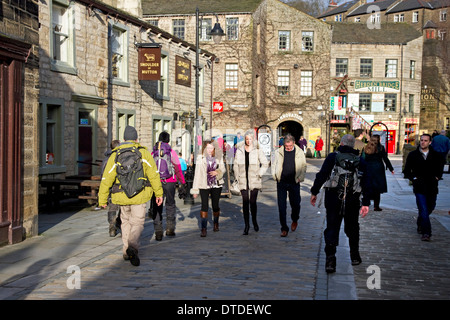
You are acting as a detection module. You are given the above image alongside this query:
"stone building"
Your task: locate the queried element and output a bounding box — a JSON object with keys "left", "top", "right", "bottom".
{"left": 329, "top": 23, "right": 423, "bottom": 154}
{"left": 142, "top": 0, "right": 332, "bottom": 153}
{"left": 318, "top": 0, "right": 450, "bottom": 136}
{"left": 36, "top": 1, "right": 213, "bottom": 218}
{"left": 0, "top": 1, "right": 40, "bottom": 244}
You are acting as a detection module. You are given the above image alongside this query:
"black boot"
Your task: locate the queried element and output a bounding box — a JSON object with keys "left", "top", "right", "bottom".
{"left": 251, "top": 212, "right": 259, "bottom": 232}
{"left": 325, "top": 255, "right": 336, "bottom": 273}
{"left": 350, "top": 251, "right": 362, "bottom": 265}
{"left": 243, "top": 211, "right": 250, "bottom": 235}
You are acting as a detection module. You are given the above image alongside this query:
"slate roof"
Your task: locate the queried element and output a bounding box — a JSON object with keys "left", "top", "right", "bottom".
{"left": 142, "top": 0, "right": 264, "bottom": 16}
{"left": 347, "top": 0, "right": 397, "bottom": 17}
{"left": 317, "top": 0, "right": 359, "bottom": 18}
{"left": 331, "top": 22, "right": 422, "bottom": 44}
{"left": 387, "top": 0, "right": 434, "bottom": 14}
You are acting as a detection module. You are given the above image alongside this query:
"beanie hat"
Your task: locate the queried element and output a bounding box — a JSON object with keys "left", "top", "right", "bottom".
{"left": 123, "top": 126, "right": 138, "bottom": 141}
{"left": 158, "top": 131, "right": 170, "bottom": 143}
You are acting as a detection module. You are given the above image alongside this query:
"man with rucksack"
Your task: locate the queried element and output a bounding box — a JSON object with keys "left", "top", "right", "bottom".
{"left": 99, "top": 126, "right": 163, "bottom": 266}
{"left": 310, "top": 134, "right": 370, "bottom": 273}
{"left": 150, "top": 131, "right": 186, "bottom": 241}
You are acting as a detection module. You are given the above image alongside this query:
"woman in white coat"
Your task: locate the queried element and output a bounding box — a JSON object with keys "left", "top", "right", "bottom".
{"left": 191, "top": 140, "right": 226, "bottom": 237}
{"left": 233, "top": 131, "right": 270, "bottom": 235}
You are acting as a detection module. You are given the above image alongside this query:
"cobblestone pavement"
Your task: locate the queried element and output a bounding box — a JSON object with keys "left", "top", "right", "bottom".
{"left": 0, "top": 155, "right": 449, "bottom": 301}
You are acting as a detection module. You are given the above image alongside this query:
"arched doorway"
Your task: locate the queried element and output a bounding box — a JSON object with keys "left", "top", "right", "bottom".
{"left": 277, "top": 120, "right": 304, "bottom": 145}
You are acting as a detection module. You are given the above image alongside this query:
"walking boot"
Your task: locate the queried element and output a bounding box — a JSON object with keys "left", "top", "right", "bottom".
{"left": 126, "top": 246, "right": 140, "bottom": 266}
{"left": 243, "top": 211, "right": 250, "bottom": 235}
{"left": 325, "top": 255, "right": 336, "bottom": 273}
{"left": 200, "top": 211, "right": 208, "bottom": 237}
{"left": 251, "top": 212, "right": 259, "bottom": 232}
{"left": 350, "top": 251, "right": 362, "bottom": 265}
{"left": 213, "top": 211, "right": 220, "bottom": 232}
{"left": 107, "top": 211, "right": 117, "bottom": 237}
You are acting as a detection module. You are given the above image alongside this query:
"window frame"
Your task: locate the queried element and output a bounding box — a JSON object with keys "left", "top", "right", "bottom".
{"left": 50, "top": 0, "right": 77, "bottom": 75}
{"left": 39, "top": 97, "right": 66, "bottom": 175}
{"left": 157, "top": 50, "right": 170, "bottom": 100}
{"left": 173, "top": 19, "right": 185, "bottom": 40}
{"left": 109, "top": 21, "right": 130, "bottom": 86}
{"left": 384, "top": 94, "right": 397, "bottom": 112}
{"left": 225, "top": 63, "right": 239, "bottom": 91}
{"left": 278, "top": 30, "right": 291, "bottom": 51}
{"left": 277, "top": 70, "right": 290, "bottom": 96}
{"left": 300, "top": 70, "right": 313, "bottom": 96}
{"left": 359, "top": 93, "right": 371, "bottom": 111}
{"left": 302, "top": 31, "right": 314, "bottom": 52}
{"left": 226, "top": 17, "right": 239, "bottom": 41}
{"left": 360, "top": 59, "right": 373, "bottom": 78}
{"left": 336, "top": 58, "right": 348, "bottom": 76}
{"left": 385, "top": 59, "right": 398, "bottom": 78}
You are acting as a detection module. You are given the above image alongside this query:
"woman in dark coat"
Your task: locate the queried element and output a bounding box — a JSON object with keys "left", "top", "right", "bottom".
{"left": 362, "top": 136, "right": 394, "bottom": 211}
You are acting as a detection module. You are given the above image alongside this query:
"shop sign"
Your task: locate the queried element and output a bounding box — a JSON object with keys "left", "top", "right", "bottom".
{"left": 138, "top": 47, "right": 161, "bottom": 80}
{"left": 175, "top": 55, "right": 191, "bottom": 87}
{"left": 354, "top": 80, "right": 399, "bottom": 92}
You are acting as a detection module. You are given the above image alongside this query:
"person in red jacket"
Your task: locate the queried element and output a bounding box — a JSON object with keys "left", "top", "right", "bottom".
{"left": 315, "top": 136, "right": 324, "bottom": 159}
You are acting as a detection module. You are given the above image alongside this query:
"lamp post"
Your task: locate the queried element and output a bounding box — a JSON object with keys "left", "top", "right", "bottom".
{"left": 184, "top": 7, "right": 224, "bottom": 205}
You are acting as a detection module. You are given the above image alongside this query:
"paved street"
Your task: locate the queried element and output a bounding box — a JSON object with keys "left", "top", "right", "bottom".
{"left": 0, "top": 155, "right": 449, "bottom": 302}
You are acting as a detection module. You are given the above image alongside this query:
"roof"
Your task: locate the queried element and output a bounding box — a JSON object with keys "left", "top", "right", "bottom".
{"left": 142, "top": 0, "right": 264, "bottom": 16}
{"left": 387, "top": 0, "right": 434, "bottom": 14}
{"left": 317, "top": 0, "right": 359, "bottom": 18}
{"left": 347, "top": 0, "right": 397, "bottom": 17}
{"left": 331, "top": 22, "right": 422, "bottom": 44}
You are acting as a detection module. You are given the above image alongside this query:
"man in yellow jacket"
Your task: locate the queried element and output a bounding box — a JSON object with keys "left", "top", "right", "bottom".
{"left": 99, "top": 126, "right": 163, "bottom": 266}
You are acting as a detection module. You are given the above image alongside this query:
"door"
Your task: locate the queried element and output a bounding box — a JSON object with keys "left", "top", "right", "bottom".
{"left": 387, "top": 130, "right": 396, "bottom": 154}
{"left": 78, "top": 109, "right": 94, "bottom": 176}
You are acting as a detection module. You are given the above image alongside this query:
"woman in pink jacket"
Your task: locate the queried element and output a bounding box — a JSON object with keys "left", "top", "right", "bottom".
{"left": 150, "top": 132, "right": 186, "bottom": 241}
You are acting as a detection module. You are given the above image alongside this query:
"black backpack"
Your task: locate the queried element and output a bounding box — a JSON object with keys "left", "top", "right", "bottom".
{"left": 324, "top": 151, "right": 361, "bottom": 200}
{"left": 115, "top": 146, "right": 148, "bottom": 198}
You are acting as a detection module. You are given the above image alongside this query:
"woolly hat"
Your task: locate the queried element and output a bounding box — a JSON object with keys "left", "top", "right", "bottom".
{"left": 123, "top": 126, "right": 138, "bottom": 141}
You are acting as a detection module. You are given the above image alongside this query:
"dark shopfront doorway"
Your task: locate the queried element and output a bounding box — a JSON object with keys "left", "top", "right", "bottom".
{"left": 277, "top": 120, "right": 304, "bottom": 145}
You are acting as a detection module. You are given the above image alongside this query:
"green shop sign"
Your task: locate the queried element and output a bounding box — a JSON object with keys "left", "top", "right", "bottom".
{"left": 354, "top": 80, "right": 400, "bottom": 92}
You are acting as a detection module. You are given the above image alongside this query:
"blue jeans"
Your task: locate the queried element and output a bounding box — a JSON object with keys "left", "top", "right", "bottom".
{"left": 277, "top": 182, "right": 301, "bottom": 232}
{"left": 415, "top": 193, "right": 437, "bottom": 236}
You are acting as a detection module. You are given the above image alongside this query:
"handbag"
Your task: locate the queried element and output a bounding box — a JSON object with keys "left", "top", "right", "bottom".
{"left": 230, "top": 180, "right": 241, "bottom": 195}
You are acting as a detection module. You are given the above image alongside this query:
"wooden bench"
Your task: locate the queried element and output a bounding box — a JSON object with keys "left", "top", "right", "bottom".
{"left": 39, "top": 179, "right": 84, "bottom": 209}
{"left": 79, "top": 179, "right": 101, "bottom": 204}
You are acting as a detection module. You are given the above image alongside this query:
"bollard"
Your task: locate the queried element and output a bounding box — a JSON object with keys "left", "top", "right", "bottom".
{"left": 184, "top": 165, "right": 195, "bottom": 204}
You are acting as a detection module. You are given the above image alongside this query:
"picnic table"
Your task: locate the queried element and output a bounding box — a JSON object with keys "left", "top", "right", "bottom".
{"left": 39, "top": 176, "right": 101, "bottom": 209}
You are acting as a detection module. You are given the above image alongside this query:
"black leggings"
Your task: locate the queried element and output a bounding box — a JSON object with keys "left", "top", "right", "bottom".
{"left": 199, "top": 188, "right": 222, "bottom": 213}
{"left": 241, "top": 189, "right": 259, "bottom": 216}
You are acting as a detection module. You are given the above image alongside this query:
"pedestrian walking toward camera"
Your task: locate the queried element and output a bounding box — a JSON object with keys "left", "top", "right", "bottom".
{"left": 191, "top": 140, "right": 226, "bottom": 237}
{"left": 403, "top": 134, "right": 444, "bottom": 241}
{"left": 99, "top": 126, "right": 163, "bottom": 266}
{"left": 310, "top": 134, "right": 370, "bottom": 273}
{"left": 150, "top": 132, "right": 186, "bottom": 241}
{"left": 234, "top": 130, "right": 269, "bottom": 235}
{"left": 361, "top": 136, "right": 394, "bottom": 211}
{"left": 273, "top": 133, "right": 307, "bottom": 237}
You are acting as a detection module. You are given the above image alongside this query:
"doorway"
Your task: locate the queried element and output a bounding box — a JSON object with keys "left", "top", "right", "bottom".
{"left": 277, "top": 120, "right": 304, "bottom": 145}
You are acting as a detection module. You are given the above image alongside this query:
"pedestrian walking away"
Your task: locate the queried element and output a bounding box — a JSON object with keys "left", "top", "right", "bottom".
{"left": 361, "top": 136, "right": 394, "bottom": 211}
{"left": 273, "top": 133, "right": 307, "bottom": 237}
{"left": 298, "top": 136, "right": 307, "bottom": 154}
{"left": 101, "top": 139, "right": 121, "bottom": 237}
{"left": 233, "top": 130, "right": 270, "bottom": 235}
{"left": 150, "top": 131, "right": 186, "bottom": 241}
{"left": 430, "top": 130, "right": 450, "bottom": 170}
{"left": 310, "top": 134, "right": 370, "bottom": 273}
{"left": 98, "top": 126, "right": 163, "bottom": 266}
{"left": 191, "top": 140, "right": 226, "bottom": 237}
{"left": 403, "top": 133, "right": 444, "bottom": 242}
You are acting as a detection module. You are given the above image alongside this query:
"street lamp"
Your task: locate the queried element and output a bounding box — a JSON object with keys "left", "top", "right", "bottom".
{"left": 195, "top": 7, "right": 225, "bottom": 142}
{"left": 184, "top": 7, "right": 224, "bottom": 205}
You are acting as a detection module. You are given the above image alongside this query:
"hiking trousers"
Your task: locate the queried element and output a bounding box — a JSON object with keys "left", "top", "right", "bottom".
{"left": 119, "top": 203, "right": 147, "bottom": 255}
{"left": 324, "top": 190, "right": 361, "bottom": 257}
{"left": 151, "top": 182, "right": 177, "bottom": 234}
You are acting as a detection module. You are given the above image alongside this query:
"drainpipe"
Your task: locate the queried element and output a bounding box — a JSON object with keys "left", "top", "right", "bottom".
{"left": 396, "top": 43, "right": 404, "bottom": 155}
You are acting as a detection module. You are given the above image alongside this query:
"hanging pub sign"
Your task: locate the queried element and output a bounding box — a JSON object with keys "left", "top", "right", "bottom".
{"left": 175, "top": 55, "right": 191, "bottom": 87}
{"left": 138, "top": 47, "right": 161, "bottom": 80}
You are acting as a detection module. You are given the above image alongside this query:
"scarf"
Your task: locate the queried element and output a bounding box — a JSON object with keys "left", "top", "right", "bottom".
{"left": 206, "top": 156, "right": 217, "bottom": 187}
